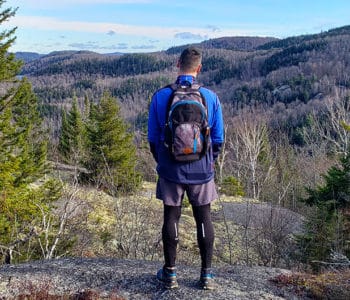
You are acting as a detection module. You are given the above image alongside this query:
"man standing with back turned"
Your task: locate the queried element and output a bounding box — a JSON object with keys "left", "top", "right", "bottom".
{"left": 148, "top": 46, "right": 224, "bottom": 290}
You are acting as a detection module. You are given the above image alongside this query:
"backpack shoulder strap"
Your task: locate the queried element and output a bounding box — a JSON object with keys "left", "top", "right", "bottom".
{"left": 191, "top": 83, "right": 201, "bottom": 90}
{"left": 165, "top": 83, "right": 208, "bottom": 121}
{"left": 197, "top": 86, "right": 207, "bottom": 109}
{"left": 165, "top": 84, "right": 178, "bottom": 123}
{"left": 192, "top": 84, "right": 208, "bottom": 112}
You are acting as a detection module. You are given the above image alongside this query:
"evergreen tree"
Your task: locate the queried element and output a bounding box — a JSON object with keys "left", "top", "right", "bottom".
{"left": 297, "top": 123, "right": 350, "bottom": 266}
{"left": 58, "top": 109, "right": 70, "bottom": 159}
{"left": 220, "top": 176, "right": 245, "bottom": 197}
{"left": 82, "top": 95, "right": 90, "bottom": 122}
{"left": 0, "top": 3, "right": 21, "bottom": 82}
{"left": 84, "top": 92, "right": 141, "bottom": 194}
{"left": 58, "top": 97, "right": 87, "bottom": 165}
{"left": 304, "top": 154, "right": 350, "bottom": 210}
{"left": 0, "top": 1, "right": 60, "bottom": 264}
{"left": 12, "top": 79, "right": 48, "bottom": 185}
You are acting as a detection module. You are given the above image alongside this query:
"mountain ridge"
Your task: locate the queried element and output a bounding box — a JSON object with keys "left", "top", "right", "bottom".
{"left": 15, "top": 35, "right": 278, "bottom": 62}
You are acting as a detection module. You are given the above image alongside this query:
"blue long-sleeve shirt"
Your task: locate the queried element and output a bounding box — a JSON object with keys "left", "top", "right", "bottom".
{"left": 148, "top": 75, "right": 224, "bottom": 184}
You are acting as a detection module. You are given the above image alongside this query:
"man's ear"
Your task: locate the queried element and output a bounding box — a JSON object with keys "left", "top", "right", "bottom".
{"left": 196, "top": 64, "right": 202, "bottom": 74}
{"left": 177, "top": 60, "right": 180, "bottom": 68}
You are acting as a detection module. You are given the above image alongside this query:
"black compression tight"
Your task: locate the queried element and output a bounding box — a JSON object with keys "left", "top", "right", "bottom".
{"left": 162, "top": 205, "right": 181, "bottom": 268}
{"left": 162, "top": 204, "right": 214, "bottom": 269}
{"left": 192, "top": 204, "right": 215, "bottom": 269}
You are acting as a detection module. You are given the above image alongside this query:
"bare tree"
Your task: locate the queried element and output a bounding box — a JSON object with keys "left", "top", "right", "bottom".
{"left": 308, "top": 91, "right": 350, "bottom": 155}
{"left": 251, "top": 204, "right": 302, "bottom": 267}
{"left": 36, "top": 178, "right": 86, "bottom": 260}
{"left": 232, "top": 110, "right": 273, "bottom": 199}
{"left": 216, "top": 125, "right": 229, "bottom": 184}
{"left": 1, "top": 228, "right": 38, "bottom": 264}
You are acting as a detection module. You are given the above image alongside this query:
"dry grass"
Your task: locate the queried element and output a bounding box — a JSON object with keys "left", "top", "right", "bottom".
{"left": 271, "top": 269, "right": 350, "bottom": 299}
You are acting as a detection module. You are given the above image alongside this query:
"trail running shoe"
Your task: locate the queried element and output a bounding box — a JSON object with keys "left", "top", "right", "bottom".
{"left": 200, "top": 269, "right": 216, "bottom": 290}
{"left": 156, "top": 266, "right": 179, "bottom": 289}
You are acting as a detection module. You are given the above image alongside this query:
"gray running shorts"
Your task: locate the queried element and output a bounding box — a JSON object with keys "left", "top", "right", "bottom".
{"left": 156, "top": 177, "right": 218, "bottom": 207}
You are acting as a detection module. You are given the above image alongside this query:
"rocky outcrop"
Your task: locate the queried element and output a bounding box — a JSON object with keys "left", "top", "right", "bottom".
{"left": 0, "top": 258, "right": 301, "bottom": 299}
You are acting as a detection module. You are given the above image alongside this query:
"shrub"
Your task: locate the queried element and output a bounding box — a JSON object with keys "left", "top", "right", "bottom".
{"left": 220, "top": 176, "right": 245, "bottom": 197}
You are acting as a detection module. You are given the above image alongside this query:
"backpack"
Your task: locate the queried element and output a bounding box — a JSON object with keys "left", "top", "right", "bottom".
{"left": 164, "top": 83, "right": 210, "bottom": 162}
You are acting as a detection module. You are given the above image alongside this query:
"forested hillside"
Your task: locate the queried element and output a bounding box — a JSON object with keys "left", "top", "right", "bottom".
{"left": 18, "top": 26, "right": 350, "bottom": 140}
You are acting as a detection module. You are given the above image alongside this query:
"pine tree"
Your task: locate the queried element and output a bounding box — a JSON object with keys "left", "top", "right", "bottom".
{"left": 0, "top": 3, "right": 21, "bottom": 82}
{"left": 84, "top": 92, "right": 141, "bottom": 194}
{"left": 58, "top": 109, "right": 70, "bottom": 159}
{"left": 304, "top": 154, "right": 350, "bottom": 210}
{"left": 58, "top": 97, "right": 87, "bottom": 165}
{"left": 0, "top": 1, "right": 60, "bottom": 264}
{"left": 297, "top": 123, "right": 350, "bottom": 266}
{"left": 12, "top": 78, "right": 48, "bottom": 185}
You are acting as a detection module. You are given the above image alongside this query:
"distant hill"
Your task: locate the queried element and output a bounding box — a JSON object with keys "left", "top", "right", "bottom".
{"left": 15, "top": 51, "right": 44, "bottom": 63}
{"left": 14, "top": 50, "right": 123, "bottom": 65}
{"left": 258, "top": 24, "right": 350, "bottom": 50}
{"left": 16, "top": 36, "right": 276, "bottom": 61}
{"left": 201, "top": 36, "right": 278, "bottom": 50}
{"left": 166, "top": 36, "right": 277, "bottom": 54}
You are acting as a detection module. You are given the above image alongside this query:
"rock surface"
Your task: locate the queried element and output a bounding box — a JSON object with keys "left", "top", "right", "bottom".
{"left": 0, "top": 258, "right": 303, "bottom": 299}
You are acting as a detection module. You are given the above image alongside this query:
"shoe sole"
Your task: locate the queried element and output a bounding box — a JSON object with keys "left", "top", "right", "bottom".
{"left": 158, "top": 279, "right": 178, "bottom": 289}
{"left": 202, "top": 285, "right": 215, "bottom": 290}
{"left": 157, "top": 272, "right": 179, "bottom": 289}
{"left": 164, "top": 282, "right": 179, "bottom": 289}
{"left": 200, "top": 280, "right": 216, "bottom": 290}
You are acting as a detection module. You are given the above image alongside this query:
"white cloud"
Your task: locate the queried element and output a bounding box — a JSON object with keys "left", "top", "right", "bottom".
{"left": 68, "top": 40, "right": 134, "bottom": 50}
{"left": 9, "top": 15, "right": 257, "bottom": 40}
{"left": 117, "top": 43, "right": 128, "bottom": 47}
{"left": 107, "top": 30, "right": 117, "bottom": 36}
{"left": 174, "top": 32, "right": 206, "bottom": 40}
{"left": 206, "top": 25, "right": 221, "bottom": 32}
{"left": 69, "top": 41, "right": 98, "bottom": 49}
{"left": 15, "top": 0, "right": 153, "bottom": 7}
{"left": 131, "top": 44, "right": 156, "bottom": 50}
{"left": 67, "top": 0, "right": 152, "bottom": 2}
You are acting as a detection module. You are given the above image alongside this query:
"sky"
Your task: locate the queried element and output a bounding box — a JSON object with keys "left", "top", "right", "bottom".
{"left": 4, "top": 0, "right": 350, "bottom": 54}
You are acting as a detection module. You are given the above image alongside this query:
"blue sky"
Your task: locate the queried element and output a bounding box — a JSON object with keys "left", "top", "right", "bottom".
{"left": 5, "top": 0, "right": 350, "bottom": 54}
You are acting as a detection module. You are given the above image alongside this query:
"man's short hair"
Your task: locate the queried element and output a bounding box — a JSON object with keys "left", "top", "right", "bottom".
{"left": 178, "top": 46, "right": 202, "bottom": 72}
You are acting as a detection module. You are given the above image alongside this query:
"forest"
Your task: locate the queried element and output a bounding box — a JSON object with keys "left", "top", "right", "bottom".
{"left": 1, "top": 2, "right": 350, "bottom": 290}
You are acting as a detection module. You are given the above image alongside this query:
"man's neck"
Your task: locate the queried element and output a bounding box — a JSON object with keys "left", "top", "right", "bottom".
{"left": 178, "top": 72, "right": 197, "bottom": 77}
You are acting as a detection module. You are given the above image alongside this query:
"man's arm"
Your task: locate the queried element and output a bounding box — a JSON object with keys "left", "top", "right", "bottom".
{"left": 212, "top": 143, "right": 222, "bottom": 161}
{"left": 210, "top": 95, "right": 224, "bottom": 160}
{"left": 148, "top": 94, "right": 160, "bottom": 163}
{"left": 149, "top": 142, "right": 158, "bottom": 163}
